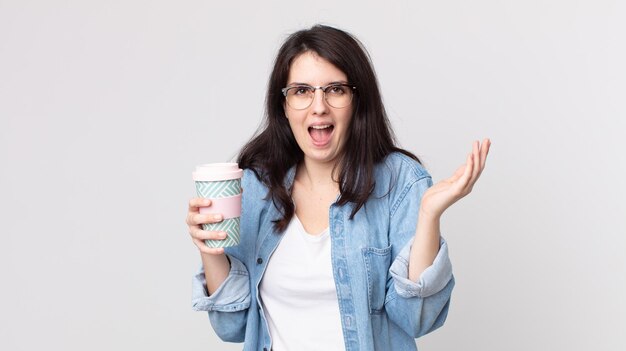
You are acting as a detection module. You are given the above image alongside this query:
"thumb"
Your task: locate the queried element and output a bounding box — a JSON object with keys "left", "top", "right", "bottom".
{"left": 446, "top": 164, "right": 466, "bottom": 183}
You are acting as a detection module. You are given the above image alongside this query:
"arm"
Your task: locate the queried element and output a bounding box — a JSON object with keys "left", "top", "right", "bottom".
{"left": 408, "top": 138, "right": 490, "bottom": 280}
{"left": 188, "top": 203, "right": 251, "bottom": 342}
{"left": 385, "top": 176, "right": 454, "bottom": 338}
{"left": 386, "top": 139, "right": 491, "bottom": 337}
{"left": 192, "top": 253, "right": 250, "bottom": 342}
{"left": 188, "top": 169, "right": 268, "bottom": 342}
{"left": 187, "top": 198, "right": 232, "bottom": 294}
{"left": 408, "top": 210, "right": 441, "bottom": 282}
{"left": 201, "top": 248, "right": 230, "bottom": 294}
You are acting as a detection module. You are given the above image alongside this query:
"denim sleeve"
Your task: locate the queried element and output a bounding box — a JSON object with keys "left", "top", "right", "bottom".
{"left": 385, "top": 171, "right": 455, "bottom": 338}
{"left": 389, "top": 237, "right": 453, "bottom": 298}
{"left": 191, "top": 254, "right": 251, "bottom": 342}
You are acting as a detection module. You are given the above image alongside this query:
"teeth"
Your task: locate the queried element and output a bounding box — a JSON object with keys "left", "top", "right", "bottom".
{"left": 310, "top": 125, "right": 332, "bottom": 129}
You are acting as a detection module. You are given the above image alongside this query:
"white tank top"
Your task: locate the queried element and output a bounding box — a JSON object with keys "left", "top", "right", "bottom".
{"left": 259, "top": 215, "right": 346, "bottom": 351}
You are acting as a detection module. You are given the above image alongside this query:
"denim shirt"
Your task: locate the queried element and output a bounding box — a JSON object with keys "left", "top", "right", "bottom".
{"left": 192, "top": 152, "right": 454, "bottom": 351}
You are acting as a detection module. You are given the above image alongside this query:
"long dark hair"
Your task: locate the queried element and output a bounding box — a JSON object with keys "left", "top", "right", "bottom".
{"left": 238, "top": 24, "right": 419, "bottom": 232}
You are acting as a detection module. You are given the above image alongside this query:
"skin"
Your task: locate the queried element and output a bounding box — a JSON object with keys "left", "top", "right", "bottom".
{"left": 186, "top": 51, "right": 491, "bottom": 294}
{"left": 408, "top": 139, "right": 490, "bottom": 281}
{"left": 284, "top": 51, "right": 353, "bottom": 234}
{"left": 284, "top": 51, "right": 353, "bottom": 170}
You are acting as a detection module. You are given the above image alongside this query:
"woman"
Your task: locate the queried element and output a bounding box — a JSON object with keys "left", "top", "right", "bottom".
{"left": 187, "top": 25, "right": 490, "bottom": 351}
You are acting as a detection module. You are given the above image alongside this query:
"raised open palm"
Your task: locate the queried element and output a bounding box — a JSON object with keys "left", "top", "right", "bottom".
{"left": 420, "top": 139, "right": 491, "bottom": 219}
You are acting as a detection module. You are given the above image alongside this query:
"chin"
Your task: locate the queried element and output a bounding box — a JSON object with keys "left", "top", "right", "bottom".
{"left": 304, "top": 147, "right": 343, "bottom": 165}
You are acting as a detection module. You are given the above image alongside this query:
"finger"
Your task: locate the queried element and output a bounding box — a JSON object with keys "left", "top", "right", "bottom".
{"left": 462, "top": 141, "right": 480, "bottom": 191}
{"left": 473, "top": 138, "right": 490, "bottom": 180}
{"left": 190, "top": 213, "right": 224, "bottom": 226}
{"left": 480, "top": 138, "right": 491, "bottom": 171}
{"left": 189, "top": 197, "right": 211, "bottom": 213}
{"left": 192, "top": 238, "right": 226, "bottom": 255}
{"left": 191, "top": 228, "right": 228, "bottom": 241}
{"left": 470, "top": 140, "right": 481, "bottom": 183}
{"left": 186, "top": 212, "right": 201, "bottom": 227}
{"left": 454, "top": 153, "right": 473, "bottom": 192}
{"left": 447, "top": 164, "right": 466, "bottom": 183}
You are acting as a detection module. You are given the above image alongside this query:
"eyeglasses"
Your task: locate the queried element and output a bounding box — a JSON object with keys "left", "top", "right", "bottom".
{"left": 281, "top": 83, "right": 356, "bottom": 110}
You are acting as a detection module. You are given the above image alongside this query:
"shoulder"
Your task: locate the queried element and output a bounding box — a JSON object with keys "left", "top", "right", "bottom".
{"left": 384, "top": 152, "right": 430, "bottom": 178}
{"left": 241, "top": 168, "right": 270, "bottom": 200}
{"left": 373, "top": 152, "right": 433, "bottom": 216}
{"left": 373, "top": 152, "right": 431, "bottom": 196}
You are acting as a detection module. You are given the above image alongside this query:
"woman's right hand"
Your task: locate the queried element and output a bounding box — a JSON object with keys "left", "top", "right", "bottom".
{"left": 186, "top": 197, "right": 227, "bottom": 255}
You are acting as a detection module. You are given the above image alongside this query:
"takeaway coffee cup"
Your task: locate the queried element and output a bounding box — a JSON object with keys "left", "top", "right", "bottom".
{"left": 192, "top": 163, "right": 243, "bottom": 248}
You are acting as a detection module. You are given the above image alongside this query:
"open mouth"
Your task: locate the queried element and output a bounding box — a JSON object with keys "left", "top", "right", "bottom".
{"left": 308, "top": 124, "right": 334, "bottom": 146}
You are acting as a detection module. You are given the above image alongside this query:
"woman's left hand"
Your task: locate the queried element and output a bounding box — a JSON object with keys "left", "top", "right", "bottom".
{"left": 419, "top": 138, "right": 491, "bottom": 219}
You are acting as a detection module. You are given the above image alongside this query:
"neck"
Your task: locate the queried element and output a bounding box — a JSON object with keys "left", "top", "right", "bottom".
{"left": 295, "top": 157, "right": 341, "bottom": 191}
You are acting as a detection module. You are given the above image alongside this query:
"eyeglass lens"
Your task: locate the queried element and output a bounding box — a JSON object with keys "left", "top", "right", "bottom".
{"left": 285, "top": 85, "right": 353, "bottom": 110}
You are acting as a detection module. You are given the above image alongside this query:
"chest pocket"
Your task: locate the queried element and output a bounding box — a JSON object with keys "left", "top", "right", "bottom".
{"left": 362, "top": 245, "right": 392, "bottom": 314}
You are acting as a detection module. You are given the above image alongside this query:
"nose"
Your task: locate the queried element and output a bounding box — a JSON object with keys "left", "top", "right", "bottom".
{"left": 310, "top": 87, "right": 329, "bottom": 114}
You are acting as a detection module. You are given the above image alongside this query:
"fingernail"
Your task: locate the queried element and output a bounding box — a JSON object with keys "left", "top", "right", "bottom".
{"left": 221, "top": 232, "right": 228, "bottom": 239}
{"left": 214, "top": 214, "right": 223, "bottom": 221}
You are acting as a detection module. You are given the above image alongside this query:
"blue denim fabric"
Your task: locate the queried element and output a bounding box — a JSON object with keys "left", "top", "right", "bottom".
{"left": 192, "top": 152, "right": 454, "bottom": 351}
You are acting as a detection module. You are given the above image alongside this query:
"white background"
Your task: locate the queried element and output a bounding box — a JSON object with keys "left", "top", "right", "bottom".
{"left": 1, "top": 1, "right": 625, "bottom": 350}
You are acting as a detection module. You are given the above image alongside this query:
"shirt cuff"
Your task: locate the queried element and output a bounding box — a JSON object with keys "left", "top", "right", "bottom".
{"left": 390, "top": 236, "right": 453, "bottom": 298}
{"left": 192, "top": 254, "right": 251, "bottom": 312}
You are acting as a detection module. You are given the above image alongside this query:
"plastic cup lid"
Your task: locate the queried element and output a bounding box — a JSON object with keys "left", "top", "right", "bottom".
{"left": 192, "top": 163, "right": 243, "bottom": 181}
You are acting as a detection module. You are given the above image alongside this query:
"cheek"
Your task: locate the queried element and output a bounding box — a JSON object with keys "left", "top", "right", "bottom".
{"left": 285, "top": 116, "right": 303, "bottom": 138}
{"left": 339, "top": 111, "right": 353, "bottom": 131}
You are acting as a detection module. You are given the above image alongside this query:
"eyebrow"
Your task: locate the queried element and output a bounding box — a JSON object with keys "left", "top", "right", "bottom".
{"left": 286, "top": 80, "right": 348, "bottom": 87}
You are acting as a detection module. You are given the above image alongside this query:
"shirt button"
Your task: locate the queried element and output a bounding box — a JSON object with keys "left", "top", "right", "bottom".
{"left": 257, "top": 257, "right": 263, "bottom": 264}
